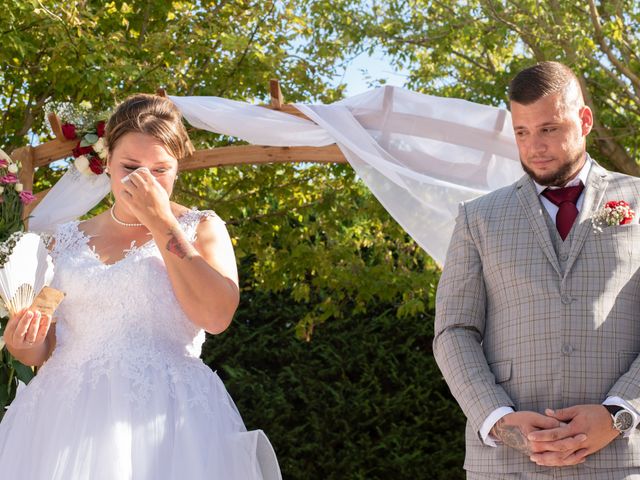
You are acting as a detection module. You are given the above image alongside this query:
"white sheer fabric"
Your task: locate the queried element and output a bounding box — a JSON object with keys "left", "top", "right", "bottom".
{"left": 28, "top": 87, "right": 524, "bottom": 265}
{"left": 28, "top": 164, "right": 111, "bottom": 234}
{"left": 170, "top": 87, "right": 524, "bottom": 265}
{"left": 171, "top": 96, "right": 335, "bottom": 147}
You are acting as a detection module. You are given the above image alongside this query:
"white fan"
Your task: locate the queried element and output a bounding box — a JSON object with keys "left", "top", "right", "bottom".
{"left": 0, "top": 233, "right": 54, "bottom": 316}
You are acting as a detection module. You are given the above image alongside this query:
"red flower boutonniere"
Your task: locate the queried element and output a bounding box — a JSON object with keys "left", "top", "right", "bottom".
{"left": 592, "top": 200, "right": 635, "bottom": 232}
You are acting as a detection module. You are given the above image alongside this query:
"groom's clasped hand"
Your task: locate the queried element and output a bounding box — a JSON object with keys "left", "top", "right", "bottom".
{"left": 493, "top": 405, "right": 618, "bottom": 467}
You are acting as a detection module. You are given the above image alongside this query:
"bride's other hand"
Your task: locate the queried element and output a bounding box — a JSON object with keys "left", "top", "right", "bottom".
{"left": 4, "top": 309, "right": 52, "bottom": 351}
{"left": 3, "top": 309, "right": 55, "bottom": 367}
{"left": 119, "top": 167, "right": 173, "bottom": 228}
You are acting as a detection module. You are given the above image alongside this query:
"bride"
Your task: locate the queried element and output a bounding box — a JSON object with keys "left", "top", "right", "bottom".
{"left": 0, "top": 94, "right": 280, "bottom": 479}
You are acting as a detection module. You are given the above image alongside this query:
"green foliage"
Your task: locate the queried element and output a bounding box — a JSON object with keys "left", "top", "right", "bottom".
{"left": 176, "top": 163, "right": 439, "bottom": 339}
{"left": 0, "top": 0, "right": 348, "bottom": 151}
{"left": 0, "top": 162, "right": 34, "bottom": 414}
{"left": 0, "top": 341, "right": 35, "bottom": 414}
{"left": 0, "top": 189, "right": 24, "bottom": 244}
{"left": 203, "top": 287, "right": 465, "bottom": 480}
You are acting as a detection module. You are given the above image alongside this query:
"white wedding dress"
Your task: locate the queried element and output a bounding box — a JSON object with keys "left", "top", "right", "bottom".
{"left": 0, "top": 209, "right": 281, "bottom": 480}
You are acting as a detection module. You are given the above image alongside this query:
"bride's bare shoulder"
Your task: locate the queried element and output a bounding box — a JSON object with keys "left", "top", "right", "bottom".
{"left": 76, "top": 211, "right": 109, "bottom": 236}
{"left": 171, "top": 203, "right": 191, "bottom": 218}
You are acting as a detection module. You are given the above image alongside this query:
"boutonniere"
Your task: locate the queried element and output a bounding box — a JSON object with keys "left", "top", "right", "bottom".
{"left": 592, "top": 200, "right": 635, "bottom": 232}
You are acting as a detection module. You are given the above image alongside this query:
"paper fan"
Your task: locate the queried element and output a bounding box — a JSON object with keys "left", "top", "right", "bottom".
{"left": 0, "top": 148, "right": 11, "bottom": 163}
{"left": 0, "top": 232, "right": 54, "bottom": 316}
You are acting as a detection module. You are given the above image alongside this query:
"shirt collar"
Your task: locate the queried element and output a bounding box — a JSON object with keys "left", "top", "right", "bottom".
{"left": 534, "top": 154, "right": 592, "bottom": 195}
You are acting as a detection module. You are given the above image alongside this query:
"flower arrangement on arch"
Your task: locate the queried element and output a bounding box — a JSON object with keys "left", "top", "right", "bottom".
{"left": 0, "top": 147, "right": 38, "bottom": 343}
{"left": 61, "top": 120, "right": 108, "bottom": 176}
{"left": 0, "top": 149, "right": 35, "bottom": 241}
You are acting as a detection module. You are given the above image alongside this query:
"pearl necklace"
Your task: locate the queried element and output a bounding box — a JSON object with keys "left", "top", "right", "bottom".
{"left": 110, "top": 205, "right": 143, "bottom": 227}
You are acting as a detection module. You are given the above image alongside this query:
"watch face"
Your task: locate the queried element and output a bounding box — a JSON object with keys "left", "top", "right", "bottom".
{"left": 615, "top": 411, "right": 634, "bottom": 432}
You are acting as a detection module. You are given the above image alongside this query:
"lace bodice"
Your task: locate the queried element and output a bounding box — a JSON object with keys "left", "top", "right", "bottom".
{"left": 50, "top": 209, "right": 217, "bottom": 363}
{"left": 21, "top": 209, "right": 222, "bottom": 411}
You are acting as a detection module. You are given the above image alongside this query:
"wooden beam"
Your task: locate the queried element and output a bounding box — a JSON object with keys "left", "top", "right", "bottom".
{"left": 31, "top": 138, "right": 76, "bottom": 168}
{"left": 26, "top": 90, "right": 337, "bottom": 170}
{"left": 180, "top": 144, "right": 346, "bottom": 171}
{"left": 12, "top": 146, "right": 36, "bottom": 227}
{"left": 260, "top": 103, "right": 309, "bottom": 119}
{"left": 48, "top": 112, "right": 65, "bottom": 141}
{"left": 270, "top": 79, "right": 284, "bottom": 109}
{"left": 13, "top": 146, "right": 35, "bottom": 192}
{"left": 27, "top": 129, "right": 345, "bottom": 171}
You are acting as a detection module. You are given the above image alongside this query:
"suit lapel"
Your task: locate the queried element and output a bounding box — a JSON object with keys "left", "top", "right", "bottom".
{"left": 564, "top": 162, "right": 609, "bottom": 275}
{"left": 516, "top": 176, "right": 562, "bottom": 276}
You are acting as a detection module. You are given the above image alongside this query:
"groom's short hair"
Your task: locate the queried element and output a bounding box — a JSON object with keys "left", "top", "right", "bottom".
{"left": 509, "top": 61, "right": 582, "bottom": 105}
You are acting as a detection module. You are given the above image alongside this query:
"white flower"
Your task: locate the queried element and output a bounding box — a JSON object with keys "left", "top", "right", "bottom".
{"left": 14, "top": 183, "right": 23, "bottom": 193}
{"left": 92, "top": 137, "right": 108, "bottom": 160}
{"left": 0, "top": 186, "right": 4, "bottom": 194}
{"left": 75, "top": 155, "right": 92, "bottom": 176}
{"left": 7, "top": 163, "right": 18, "bottom": 174}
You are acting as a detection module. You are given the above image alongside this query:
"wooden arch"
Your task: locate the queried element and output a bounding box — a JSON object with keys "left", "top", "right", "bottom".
{"left": 11, "top": 80, "right": 347, "bottom": 218}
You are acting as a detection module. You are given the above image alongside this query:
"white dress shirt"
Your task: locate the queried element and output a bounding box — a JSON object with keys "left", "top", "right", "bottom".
{"left": 480, "top": 156, "right": 639, "bottom": 446}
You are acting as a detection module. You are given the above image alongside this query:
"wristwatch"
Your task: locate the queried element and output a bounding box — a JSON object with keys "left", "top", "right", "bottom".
{"left": 604, "top": 405, "right": 634, "bottom": 434}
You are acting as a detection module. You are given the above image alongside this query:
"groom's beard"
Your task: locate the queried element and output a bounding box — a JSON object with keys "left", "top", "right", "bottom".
{"left": 520, "top": 152, "right": 585, "bottom": 187}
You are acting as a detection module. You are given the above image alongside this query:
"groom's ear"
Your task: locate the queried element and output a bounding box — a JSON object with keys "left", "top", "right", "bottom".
{"left": 579, "top": 105, "right": 593, "bottom": 137}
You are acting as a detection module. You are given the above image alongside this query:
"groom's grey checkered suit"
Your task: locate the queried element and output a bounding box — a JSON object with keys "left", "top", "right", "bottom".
{"left": 434, "top": 160, "right": 640, "bottom": 475}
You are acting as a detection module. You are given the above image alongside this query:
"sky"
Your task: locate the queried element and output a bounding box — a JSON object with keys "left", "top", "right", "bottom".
{"left": 337, "top": 48, "right": 409, "bottom": 97}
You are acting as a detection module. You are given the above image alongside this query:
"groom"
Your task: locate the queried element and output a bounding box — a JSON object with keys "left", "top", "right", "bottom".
{"left": 434, "top": 61, "right": 640, "bottom": 478}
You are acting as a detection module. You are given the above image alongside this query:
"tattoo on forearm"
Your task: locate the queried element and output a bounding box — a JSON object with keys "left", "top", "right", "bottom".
{"left": 165, "top": 228, "right": 195, "bottom": 260}
{"left": 493, "top": 418, "right": 532, "bottom": 456}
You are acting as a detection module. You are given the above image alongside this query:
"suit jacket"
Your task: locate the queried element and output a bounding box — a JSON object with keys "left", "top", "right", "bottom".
{"left": 433, "top": 161, "right": 640, "bottom": 473}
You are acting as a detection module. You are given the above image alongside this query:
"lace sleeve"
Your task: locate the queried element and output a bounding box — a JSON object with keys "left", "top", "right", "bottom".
{"left": 48, "top": 221, "right": 81, "bottom": 261}
{"left": 179, "top": 209, "right": 224, "bottom": 243}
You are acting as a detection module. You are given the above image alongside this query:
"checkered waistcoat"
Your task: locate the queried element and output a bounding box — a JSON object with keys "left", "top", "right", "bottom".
{"left": 434, "top": 161, "right": 640, "bottom": 473}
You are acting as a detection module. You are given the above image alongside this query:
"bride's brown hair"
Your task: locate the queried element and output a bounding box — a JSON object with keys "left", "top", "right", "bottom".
{"left": 105, "top": 94, "right": 194, "bottom": 161}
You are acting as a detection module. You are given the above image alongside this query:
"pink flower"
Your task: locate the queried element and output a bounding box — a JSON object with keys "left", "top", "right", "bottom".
{"left": 0, "top": 159, "right": 7, "bottom": 168}
{"left": 0, "top": 174, "right": 18, "bottom": 184}
{"left": 18, "top": 190, "right": 36, "bottom": 205}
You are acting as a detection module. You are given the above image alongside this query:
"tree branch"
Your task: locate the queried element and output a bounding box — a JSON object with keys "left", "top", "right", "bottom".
{"left": 578, "top": 75, "right": 640, "bottom": 175}
{"left": 587, "top": 0, "right": 640, "bottom": 97}
{"left": 481, "top": 0, "right": 546, "bottom": 60}
{"left": 216, "top": 1, "right": 277, "bottom": 97}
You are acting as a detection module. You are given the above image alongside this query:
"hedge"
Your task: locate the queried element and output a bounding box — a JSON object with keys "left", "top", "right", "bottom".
{"left": 202, "top": 290, "right": 466, "bottom": 479}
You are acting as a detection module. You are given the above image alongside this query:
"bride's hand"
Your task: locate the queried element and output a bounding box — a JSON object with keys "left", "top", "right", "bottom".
{"left": 119, "top": 167, "right": 173, "bottom": 228}
{"left": 3, "top": 309, "right": 52, "bottom": 351}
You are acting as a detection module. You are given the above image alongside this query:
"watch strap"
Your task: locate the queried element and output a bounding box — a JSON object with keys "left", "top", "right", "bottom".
{"left": 604, "top": 404, "right": 624, "bottom": 416}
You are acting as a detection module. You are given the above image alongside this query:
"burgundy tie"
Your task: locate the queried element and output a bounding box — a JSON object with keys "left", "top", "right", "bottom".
{"left": 541, "top": 182, "right": 585, "bottom": 241}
